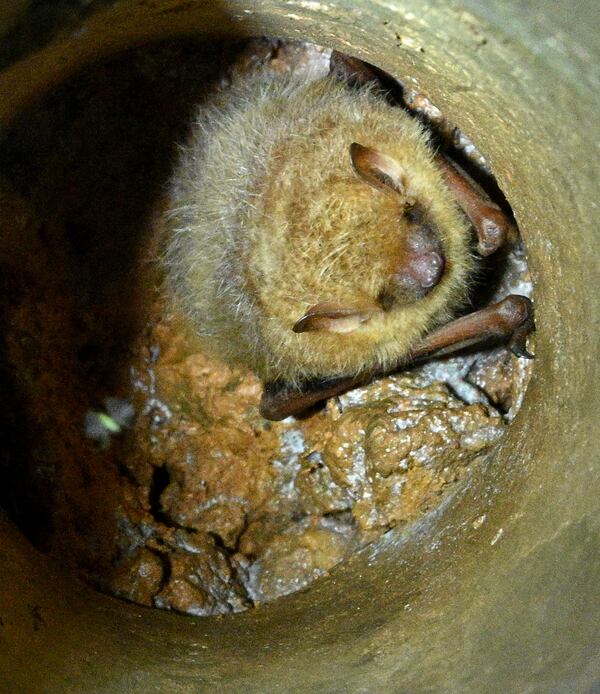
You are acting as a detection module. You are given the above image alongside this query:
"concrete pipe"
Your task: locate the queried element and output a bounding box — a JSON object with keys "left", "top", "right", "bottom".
{"left": 0, "top": 1, "right": 599, "bottom": 691}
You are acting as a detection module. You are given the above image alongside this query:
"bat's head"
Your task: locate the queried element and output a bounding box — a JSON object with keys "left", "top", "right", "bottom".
{"left": 255, "top": 135, "right": 472, "bottom": 384}
{"left": 292, "top": 143, "right": 448, "bottom": 337}
{"left": 164, "top": 76, "right": 472, "bottom": 385}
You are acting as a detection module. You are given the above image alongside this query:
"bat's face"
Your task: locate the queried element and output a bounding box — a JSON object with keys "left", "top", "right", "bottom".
{"left": 249, "top": 133, "right": 473, "bottom": 384}
{"left": 291, "top": 143, "right": 448, "bottom": 336}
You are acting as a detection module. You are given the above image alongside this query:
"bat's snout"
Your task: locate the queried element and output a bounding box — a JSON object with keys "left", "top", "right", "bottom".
{"left": 380, "top": 222, "right": 446, "bottom": 306}
{"left": 406, "top": 248, "right": 445, "bottom": 292}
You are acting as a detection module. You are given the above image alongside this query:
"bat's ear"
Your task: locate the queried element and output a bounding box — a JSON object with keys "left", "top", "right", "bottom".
{"left": 349, "top": 143, "right": 414, "bottom": 203}
{"left": 293, "top": 301, "right": 381, "bottom": 334}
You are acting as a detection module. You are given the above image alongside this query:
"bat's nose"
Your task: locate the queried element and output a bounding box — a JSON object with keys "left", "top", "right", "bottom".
{"left": 377, "top": 217, "right": 446, "bottom": 309}
{"left": 400, "top": 221, "right": 446, "bottom": 296}
{"left": 408, "top": 249, "right": 445, "bottom": 291}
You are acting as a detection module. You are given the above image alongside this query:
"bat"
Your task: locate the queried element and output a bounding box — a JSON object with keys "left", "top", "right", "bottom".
{"left": 164, "top": 53, "right": 533, "bottom": 421}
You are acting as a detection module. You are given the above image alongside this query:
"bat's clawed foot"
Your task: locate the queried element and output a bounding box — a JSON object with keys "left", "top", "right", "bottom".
{"left": 505, "top": 296, "right": 535, "bottom": 359}
{"left": 409, "top": 294, "right": 535, "bottom": 361}
{"left": 509, "top": 331, "right": 535, "bottom": 359}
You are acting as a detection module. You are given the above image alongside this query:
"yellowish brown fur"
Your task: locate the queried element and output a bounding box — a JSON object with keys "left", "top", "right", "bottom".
{"left": 164, "top": 73, "right": 474, "bottom": 384}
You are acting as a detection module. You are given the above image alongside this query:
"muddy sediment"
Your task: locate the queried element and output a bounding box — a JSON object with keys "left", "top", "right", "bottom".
{"left": 0, "top": 39, "right": 533, "bottom": 615}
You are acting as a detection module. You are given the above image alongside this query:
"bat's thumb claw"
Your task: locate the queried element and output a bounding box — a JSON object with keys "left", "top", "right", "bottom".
{"left": 508, "top": 316, "right": 535, "bottom": 359}
{"left": 509, "top": 342, "right": 535, "bottom": 360}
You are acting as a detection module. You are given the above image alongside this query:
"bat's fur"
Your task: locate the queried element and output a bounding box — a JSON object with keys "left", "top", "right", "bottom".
{"left": 164, "top": 73, "right": 474, "bottom": 385}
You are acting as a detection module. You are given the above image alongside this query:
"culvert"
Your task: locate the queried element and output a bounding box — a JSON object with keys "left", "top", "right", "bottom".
{"left": 0, "top": 1, "right": 599, "bottom": 692}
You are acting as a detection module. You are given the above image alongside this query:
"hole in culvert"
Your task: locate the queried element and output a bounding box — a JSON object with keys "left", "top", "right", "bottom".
{"left": 0, "top": 36, "right": 535, "bottom": 616}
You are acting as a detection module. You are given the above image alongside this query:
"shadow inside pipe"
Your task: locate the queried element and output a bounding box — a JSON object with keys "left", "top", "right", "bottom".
{"left": 0, "top": 38, "right": 233, "bottom": 550}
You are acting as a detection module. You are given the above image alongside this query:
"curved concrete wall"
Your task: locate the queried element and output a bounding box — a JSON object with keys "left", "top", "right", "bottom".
{"left": 1, "top": 1, "right": 599, "bottom": 691}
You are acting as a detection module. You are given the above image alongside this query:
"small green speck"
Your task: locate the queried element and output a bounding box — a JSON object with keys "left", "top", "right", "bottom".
{"left": 98, "top": 412, "right": 121, "bottom": 433}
